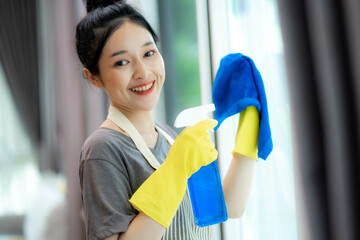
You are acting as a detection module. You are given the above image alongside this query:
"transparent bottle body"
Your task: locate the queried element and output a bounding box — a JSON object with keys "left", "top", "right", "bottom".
{"left": 187, "top": 160, "right": 228, "bottom": 227}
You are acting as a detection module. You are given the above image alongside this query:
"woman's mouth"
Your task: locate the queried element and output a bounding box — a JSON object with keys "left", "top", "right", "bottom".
{"left": 130, "top": 81, "right": 155, "bottom": 95}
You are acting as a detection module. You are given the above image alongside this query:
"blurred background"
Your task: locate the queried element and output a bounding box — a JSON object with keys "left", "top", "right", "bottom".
{"left": 0, "top": 0, "right": 359, "bottom": 240}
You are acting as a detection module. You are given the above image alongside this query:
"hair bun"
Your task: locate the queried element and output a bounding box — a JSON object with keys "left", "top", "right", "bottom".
{"left": 85, "top": 0, "right": 126, "bottom": 13}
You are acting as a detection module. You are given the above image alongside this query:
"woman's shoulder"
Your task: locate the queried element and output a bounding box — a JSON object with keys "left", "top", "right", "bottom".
{"left": 80, "top": 128, "right": 133, "bottom": 163}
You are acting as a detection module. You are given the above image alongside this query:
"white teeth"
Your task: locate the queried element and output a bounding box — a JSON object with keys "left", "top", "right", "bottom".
{"left": 132, "top": 82, "right": 153, "bottom": 92}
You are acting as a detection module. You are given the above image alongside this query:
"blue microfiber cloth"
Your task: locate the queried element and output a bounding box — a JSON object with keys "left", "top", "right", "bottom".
{"left": 212, "top": 53, "right": 273, "bottom": 160}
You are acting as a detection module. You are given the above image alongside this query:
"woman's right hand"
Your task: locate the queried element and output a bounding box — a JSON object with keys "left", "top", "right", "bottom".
{"left": 129, "top": 119, "right": 218, "bottom": 228}
{"left": 164, "top": 119, "right": 218, "bottom": 177}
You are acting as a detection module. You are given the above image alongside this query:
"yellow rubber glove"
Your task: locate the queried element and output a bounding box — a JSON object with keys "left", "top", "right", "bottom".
{"left": 129, "top": 119, "right": 218, "bottom": 228}
{"left": 232, "top": 106, "right": 260, "bottom": 159}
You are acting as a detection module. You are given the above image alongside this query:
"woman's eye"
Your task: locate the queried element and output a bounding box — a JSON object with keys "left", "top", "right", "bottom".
{"left": 115, "top": 60, "right": 128, "bottom": 66}
{"left": 144, "top": 51, "right": 155, "bottom": 57}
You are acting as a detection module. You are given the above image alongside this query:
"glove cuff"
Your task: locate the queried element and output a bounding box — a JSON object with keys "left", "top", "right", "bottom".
{"left": 232, "top": 106, "right": 259, "bottom": 159}
{"left": 129, "top": 162, "right": 188, "bottom": 228}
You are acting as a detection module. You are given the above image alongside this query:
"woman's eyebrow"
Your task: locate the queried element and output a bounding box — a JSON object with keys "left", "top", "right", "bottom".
{"left": 143, "top": 41, "right": 154, "bottom": 47}
{"left": 110, "top": 50, "right": 127, "bottom": 58}
{"left": 109, "top": 41, "right": 154, "bottom": 59}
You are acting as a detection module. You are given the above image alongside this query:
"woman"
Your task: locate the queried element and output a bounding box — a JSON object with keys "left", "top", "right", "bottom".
{"left": 76, "top": 1, "right": 258, "bottom": 239}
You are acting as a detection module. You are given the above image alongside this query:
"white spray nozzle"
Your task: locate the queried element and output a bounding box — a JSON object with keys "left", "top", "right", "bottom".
{"left": 174, "top": 103, "right": 216, "bottom": 128}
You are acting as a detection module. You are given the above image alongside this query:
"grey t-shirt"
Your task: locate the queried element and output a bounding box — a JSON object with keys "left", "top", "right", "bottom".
{"left": 79, "top": 127, "right": 212, "bottom": 240}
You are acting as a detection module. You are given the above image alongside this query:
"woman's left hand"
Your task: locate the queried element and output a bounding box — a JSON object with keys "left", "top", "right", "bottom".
{"left": 232, "top": 106, "right": 260, "bottom": 160}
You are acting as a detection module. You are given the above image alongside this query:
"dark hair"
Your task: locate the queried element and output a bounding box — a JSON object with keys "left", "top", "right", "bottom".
{"left": 75, "top": 0, "right": 159, "bottom": 75}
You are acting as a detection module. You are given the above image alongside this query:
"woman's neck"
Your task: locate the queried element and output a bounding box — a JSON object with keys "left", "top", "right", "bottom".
{"left": 109, "top": 104, "right": 158, "bottom": 148}
{"left": 123, "top": 110, "right": 156, "bottom": 135}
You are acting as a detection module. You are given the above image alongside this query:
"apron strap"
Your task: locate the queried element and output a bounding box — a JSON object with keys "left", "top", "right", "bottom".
{"left": 155, "top": 125, "right": 175, "bottom": 145}
{"left": 107, "top": 105, "right": 174, "bottom": 170}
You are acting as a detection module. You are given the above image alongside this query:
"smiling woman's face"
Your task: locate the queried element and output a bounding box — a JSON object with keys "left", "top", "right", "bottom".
{"left": 95, "top": 21, "right": 165, "bottom": 113}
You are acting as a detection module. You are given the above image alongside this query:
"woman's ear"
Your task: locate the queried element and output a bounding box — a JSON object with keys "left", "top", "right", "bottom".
{"left": 83, "top": 68, "right": 104, "bottom": 88}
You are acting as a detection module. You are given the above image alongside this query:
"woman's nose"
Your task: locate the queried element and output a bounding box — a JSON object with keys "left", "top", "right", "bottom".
{"left": 133, "top": 60, "right": 149, "bottom": 79}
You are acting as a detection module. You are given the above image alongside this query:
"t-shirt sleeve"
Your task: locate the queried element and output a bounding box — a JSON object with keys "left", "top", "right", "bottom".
{"left": 80, "top": 158, "right": 136, "bottom": 240}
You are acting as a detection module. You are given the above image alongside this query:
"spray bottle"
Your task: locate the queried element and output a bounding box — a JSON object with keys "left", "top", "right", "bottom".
{"left": 174, "top": 104, "right": 228, "bottom": 227}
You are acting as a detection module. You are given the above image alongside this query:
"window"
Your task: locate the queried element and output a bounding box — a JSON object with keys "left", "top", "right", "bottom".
{"left": 205, "top": 0, "right": 297, "bottom": 239}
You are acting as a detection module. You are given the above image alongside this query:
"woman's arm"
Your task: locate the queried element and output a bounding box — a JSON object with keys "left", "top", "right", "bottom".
{"left": 222, "top": 153, "right": 256, "bottom": 218}
{"left": 222, "top": 106, "right": 259, "bottom": 218}
{"left": 103, "top": 212, "right": 165, "bottom": 240}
